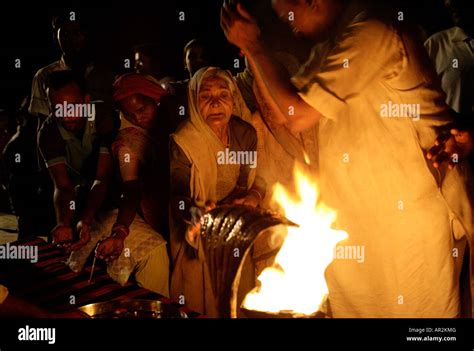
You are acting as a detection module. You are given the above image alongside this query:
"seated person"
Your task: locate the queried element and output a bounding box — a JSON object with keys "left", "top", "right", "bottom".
{"left": 39, "top": 71, "right": 168, "bottom": 296}
{"left": 86, "top": 73, "right": 170, "bottom": 296}
{"left": 169, "top": 67, "right": 266, "bottom": 316}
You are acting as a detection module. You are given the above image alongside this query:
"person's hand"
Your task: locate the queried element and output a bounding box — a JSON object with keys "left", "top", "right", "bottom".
{"left": 427, "top": 128, "right": 474, "bottom": 169}
{"left": 232, "top": 192, "right": 260, "bottom": 207}
{"left": 52, "top": 225, "right": 74, "bottom": 250}
{"left": 221, "top": 1, "right": 261, "bottom": 54}
{"left": 185, "top": 221, "right": 201, "bottom": 249}
{"left": 185, "top": 201, "right": 216, "bottom": 249}
{"left": 96, "top": 235, "right": 125, "bottom": 263}
{"left": 69, "top": 220, "right": 91, "bottom": 252}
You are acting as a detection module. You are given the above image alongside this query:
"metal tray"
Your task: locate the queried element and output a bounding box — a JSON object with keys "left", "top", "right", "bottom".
{"left": 78, "top": 299, "right": 188, "bottom": 319}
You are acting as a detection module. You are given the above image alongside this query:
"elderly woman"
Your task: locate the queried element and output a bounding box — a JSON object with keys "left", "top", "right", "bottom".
{"left": 169, "top": 67, "right": 266, "bottom": 316}
{"left": 68, "top": 73, "right": 170, "bottom": 297}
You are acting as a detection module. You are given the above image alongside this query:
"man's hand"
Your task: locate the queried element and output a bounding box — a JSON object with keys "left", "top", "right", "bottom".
{"left": 69, "top": 220, "right": 91, "bottom": 252}
{"left": 232, "top": 192, "right": 260, "bottom": 207}
{"left": 220, "top": 1, "right": 261, "bottom": 54}
{"left": 427, "top": 128, "right": 474, "bottom": 169}
{"left": 185, "top": 221, "right": 201, "bottom": 250}
{"left": 96, "top": 235, "right": 125, "bottom": 263}
{"left": 52, "top": 225, "right": 73, "bottom": 249}
{"left": 185, "top": 201, "right": 216, "bottom": 249}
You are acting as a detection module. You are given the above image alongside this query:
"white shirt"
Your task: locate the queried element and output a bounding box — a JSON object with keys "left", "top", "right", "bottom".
{"left": 291, "top": 4, "right": 472, "bottom": 317}
{"left": 29, "top": 57, "right": 70, "bottom": 117}
{"left": 28, "top": 56, "right": 114, "bottom": 117}
{"left": 425, "top": 27, "right": 474, "bottom": 114}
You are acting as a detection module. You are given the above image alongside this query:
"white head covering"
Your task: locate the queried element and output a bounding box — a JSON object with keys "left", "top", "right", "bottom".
{"left": 171, "top": 67, "right": 255, "bottom": 207}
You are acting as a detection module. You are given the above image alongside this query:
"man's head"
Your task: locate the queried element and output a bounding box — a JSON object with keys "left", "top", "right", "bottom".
{"left": 445, "top": 0, "right": 474, "bottom": 32}
{"left": 47, "top": 71, "right": 89, "bottom": 133}
{"left": 272, "top": 0, "right": 349, "bottom": 41}
{"left": 133, "top": 43, "right": 167, "bottom": 79}
{"left": 52, "top": 13, "right": 87, "bottom": 56}
{"left": 183, "top": 39, "right": 213, "bottom": 78}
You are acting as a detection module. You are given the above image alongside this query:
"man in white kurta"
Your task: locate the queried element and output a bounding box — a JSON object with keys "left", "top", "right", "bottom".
{"left": 222, "top": 0, "right": 473, "bottom": 317}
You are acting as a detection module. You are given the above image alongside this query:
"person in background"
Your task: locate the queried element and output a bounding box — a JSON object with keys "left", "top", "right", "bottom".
{"left": 29, "top": 12, "right": 115, "bottom": 126}
{"left": 133, "top": 43, "right": 176, "bottom": 91}
{"left": 425, "top": 0, "right": 474, "bottom": 115}
{"left": 159, "top": 39, "right": 215, "bottom": 131}
{"left": 0, "top": 107, "right": 19, "bottom": 216}
{"left": 2, "top": 97, "right": 55, "bottom": 239}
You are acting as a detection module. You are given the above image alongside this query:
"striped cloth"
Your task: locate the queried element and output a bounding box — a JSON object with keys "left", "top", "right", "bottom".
{"left": 0, "top": 237, "right": 200, "bottom": 317}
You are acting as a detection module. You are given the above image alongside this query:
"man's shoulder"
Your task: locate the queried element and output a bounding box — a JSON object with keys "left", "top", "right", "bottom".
{"left": 425, "top": 27, "right": 459, "bottom": 47}
{"left": 38, "top": 117, "right": 60, "bottom": 143}
{"left": 347, "top": 17, "right": 398, "bottom": 42}
{"left": 33, "top": 60, "right": 65, "bottom": 81}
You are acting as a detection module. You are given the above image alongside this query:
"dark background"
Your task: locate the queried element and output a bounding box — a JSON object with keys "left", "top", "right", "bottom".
{"left": 0, "top": 0, "right": 455, "bottom": 114}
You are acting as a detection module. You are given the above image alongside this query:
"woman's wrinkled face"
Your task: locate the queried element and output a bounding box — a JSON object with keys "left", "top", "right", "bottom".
{"left": 120, "top": 94, "right": 158, "bottom": 129}
{"left": 198, "top": 76, "right": 234, "bottom": 129}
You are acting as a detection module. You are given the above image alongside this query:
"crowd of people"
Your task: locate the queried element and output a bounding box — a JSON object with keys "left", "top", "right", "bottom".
{"left": 1, "top": 0, "right": 474, "bottom": 318}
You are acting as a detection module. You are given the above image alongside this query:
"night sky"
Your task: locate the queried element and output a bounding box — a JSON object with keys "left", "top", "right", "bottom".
{"left": 0, "top": 0, "right": 454, "bottom": 114}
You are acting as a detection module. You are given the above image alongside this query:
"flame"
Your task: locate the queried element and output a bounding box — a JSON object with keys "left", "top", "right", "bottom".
{"left": 242, "top": 164, "right": 348, "bottom": 316}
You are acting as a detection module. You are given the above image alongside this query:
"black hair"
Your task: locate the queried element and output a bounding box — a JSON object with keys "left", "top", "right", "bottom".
{"left": 183, "top": 38, "right": 213, "bottom": 57}
{"left": 47, "top": 70, "right": 85, "bottom": 95}
{"left": 133, "top": 43, "right": 161, "bottom": 58}
{"left": 51, "top": 10, "right": 84, "bottom": 31}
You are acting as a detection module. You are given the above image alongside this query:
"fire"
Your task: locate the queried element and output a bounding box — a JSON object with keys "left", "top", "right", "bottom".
{"left": 242, "top": 164, "right": 348, "bottom": 316}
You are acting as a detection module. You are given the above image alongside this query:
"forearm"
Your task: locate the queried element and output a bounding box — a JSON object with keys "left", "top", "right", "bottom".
{"left": 53, "top": 187, "right": 75, "bottom": 227}
{"left": 249, "top": 175, "right": 266, "bottom": 201}
{"left": 80, "top": 180, "right": 108, "bottom": 223}
{"left": 115, "top": 180, "right": 140, "bottom": 231}
{"left": 246, "top": 42, "right": 322, "bottom": 133}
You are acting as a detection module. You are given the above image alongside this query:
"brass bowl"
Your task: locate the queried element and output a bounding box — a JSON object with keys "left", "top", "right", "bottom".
{"left": 78, "top": 299, "right": 188, "bottom": 319}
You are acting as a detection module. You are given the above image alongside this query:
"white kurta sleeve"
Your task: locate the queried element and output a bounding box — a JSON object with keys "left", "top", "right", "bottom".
{"left": 292, "top": 19, "right": 404, "bottom": 122}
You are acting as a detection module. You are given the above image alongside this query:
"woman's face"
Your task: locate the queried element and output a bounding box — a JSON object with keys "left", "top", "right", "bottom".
{"left": 120, "top": 93, "right": 158, "bottom": 129}
{"left": 198, "top": 76, "right": 234, "bottom": 129}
